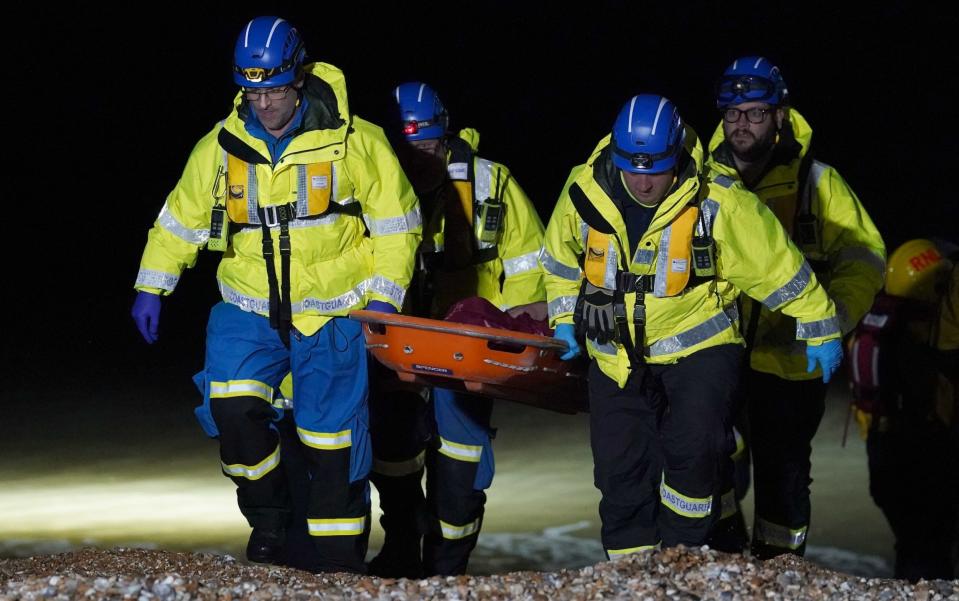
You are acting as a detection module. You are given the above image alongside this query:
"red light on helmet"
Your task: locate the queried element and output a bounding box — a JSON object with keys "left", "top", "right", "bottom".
{"left": 403, "top": 121, "right": 419, "bottom": 135}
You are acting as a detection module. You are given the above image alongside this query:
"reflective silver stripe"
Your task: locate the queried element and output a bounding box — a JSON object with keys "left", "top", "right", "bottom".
{"left": 503, "top": 250, "right": 541, "bottom": 277}
{"left": 474, "top": 160, "right": 497, "bottom": 250}
{"left": 291, "top": 214, "right": 341, "bottom": 228}
{"left": 754, "top": 517, "right": 807, "bottom": 549}
{"left": 368, "top": 275, "right": 406, "bottom": 307}
{"left": 474, "top": 158, "right": 494, "bottom": 204}
{"left": 307, "top": 516, "right": 365, "bottom": 537}
{"left": 587, "top": 337, "right": 618, "bottom": 356}
{"left": 157, "top": 203, "right": 209, "bottom": 244}
{"left": 331, "top": 164, "right": 340, "bottom": 204}
{"left": 296, "top": 165, "right": 309, "bottom": 217}
{"left": 761, "top": 262, "right": 813, "bottom": 310}
{"left": 136, "top": 269, "right": 179, "bottom": 291}
{"left": 850, "top": 339, "right": 862, "bottom": 385}
{"left": 218, "top": 281, "right": 271, "bottom": 314}
{"left": 372, "top": 451, "right": 425, "bottom": 477}
{"left": 604, "top": 241, "right": 619, "bottom": 290}
{"left": 835, "top": 246, "right": 886, "bottom": 274}
{"left": 720, "top": 489, "right": 738, "bottom": 519}
{"left": 548, "top": 296, "right": 578, "bottom": 319}
{"left": 580, "top": 219, "right": 589, "bottom": 249}
{"left": 803, "top": 161, "right": 828, "bottom": 216}
{"left": 245, "top": 162, "right": 259, "bottom": 224}
{"left": 633, "top": 248, "right": 654, "bottom": 265}
{"left": 220, "top": 279, "right": 370, "bottom": 315}
{"left": 541, "top": 250, "right": 581, "bottom": 281}
{"left": 653, "top": 224, "right": 673, "bottom": 297}
{"left": 440, "top": 518, "right": 480, "bottom": 540}
{"left": 438, "top": 437, "right": 482, "bottom": 463}
{"left": 608, "top": 543, "right": 659, "bottom": 559}
{"left": 296, "top": 427, "right": 352, "bottom": 450}
{"left": 447, "top": 161, "right": 469, "bottom": 181}
{"left": 297, "top": 281, "right": 367, "bottom": 314}
{"left": 230, "top": 214, "right": 342, "bottom": 235}
{"left": 660, "top": 479, "right": 712, "bottom": 518}
{"left": 696, "top": 198, "right": 720, "bottom": 236}
{"left": 648, "top": 305, "right": 739, "bottom": 357}
{"left": 221, "top": 443, "right": 280, "bottom": 481}
{"left": 796, "top": 315, "right": 841, "bottom": 339}
{"left": 364, "top": 206, "right": 423, "bottom": 236}
{"left": 210, "top": 380, "right": 273, "bottom": 403}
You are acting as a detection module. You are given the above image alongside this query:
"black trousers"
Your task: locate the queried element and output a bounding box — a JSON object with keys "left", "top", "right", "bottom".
{"left": 745, "top": 369, "right": 827, "bottom": 559}
{"left": 868, "top": 408, "right": 958, "bottom": 580}
{"left": 589, "top": 344, "right": 742, "bottom": 554}
{"left": 213, "top": 398, "right": 370, "bottom": 574}
{"left": 368, "top": 377, "right": 494, "bottom": 576}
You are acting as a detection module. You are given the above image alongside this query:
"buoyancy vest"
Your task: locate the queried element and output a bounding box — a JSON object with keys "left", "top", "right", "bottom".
{"left": 570, "top": 174, "right": 719, "bottom": 365}
{"left": 433, "top": 136, "right": 505, "bottom": 267}
{"left": 414, "top": 137, "right": 508, "bottom": 316}
{"left": 210, "top": 149, "right": 363, "bottom": 345}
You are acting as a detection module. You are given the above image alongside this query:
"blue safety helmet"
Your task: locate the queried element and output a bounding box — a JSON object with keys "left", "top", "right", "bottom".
{"left": 715, "top": 55, "right": 789, "bottom": 108}
{"left": 611, "top": 94, "right": 686, "bottom": 174}
{"left": 394, "top": 82, "right": 449, "bottom": 141}
{"left": 233, "top": 16, "right": 306, "bottom": 88}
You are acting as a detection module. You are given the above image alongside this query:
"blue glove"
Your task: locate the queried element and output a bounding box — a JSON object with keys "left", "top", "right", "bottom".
{"left": 366, "top": 300, "right": 398, "bottom": 314}
{"left": 132, "top": 291, "right": 162, "bottom": 344}
{"left": 554, "top": 323, "right": 582, "bottom": 361}
{"left": 806, "top": 338, "right": 843, "bottom": 383}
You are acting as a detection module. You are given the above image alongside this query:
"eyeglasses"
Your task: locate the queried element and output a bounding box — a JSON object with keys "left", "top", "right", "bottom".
{"left": 722, "top": 106, "right": 773, "bottom": 124}
{"left": 242, "top": 85, "right": 293, "bottom": 101}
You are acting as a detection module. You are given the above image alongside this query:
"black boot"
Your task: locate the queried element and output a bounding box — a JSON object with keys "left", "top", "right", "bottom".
{"left": 369, "top": 470, "right": 426, "bottom": 578}
{"left": 368, "top": 528, "right": 423, "bottom": 578}
{"left": 246, "top": 527, "right": 286, "bottom": 564}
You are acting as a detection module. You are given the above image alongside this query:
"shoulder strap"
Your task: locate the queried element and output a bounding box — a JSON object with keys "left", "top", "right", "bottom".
{"left": 569, "top": 183, "right": 616, "bottom": 234}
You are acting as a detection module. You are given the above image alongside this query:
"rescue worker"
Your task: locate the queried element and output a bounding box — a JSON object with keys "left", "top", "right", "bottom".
{"left": 367, "top": 81, "right": 546, "bottom": 577}
{"left": 542, "top": 93, "right": 843, "bottom": 557}
{"left": 848, "top": 239, "right": 958, "bottom": 581}
{"left": 705, "top": 56, "right": 886, "bottom": 558}
{"left": 130, "top": 16, "right": 420, "bottom": 573}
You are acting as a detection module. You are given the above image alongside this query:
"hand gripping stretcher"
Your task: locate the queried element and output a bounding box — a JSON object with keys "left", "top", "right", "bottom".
{"left": 350, "top": 310, "right": 588, "bottom": 413}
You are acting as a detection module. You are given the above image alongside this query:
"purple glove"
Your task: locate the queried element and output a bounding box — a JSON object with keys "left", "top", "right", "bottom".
{"left": 366, "top": 300, "right": 398, "bottom": 314}
{"left": 132, "top": 291, "right": 162, "bottom": 344}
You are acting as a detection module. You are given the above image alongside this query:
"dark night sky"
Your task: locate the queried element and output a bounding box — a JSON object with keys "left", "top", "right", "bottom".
{"left": 6, "top": 2, "right": 957, "bottom": 393}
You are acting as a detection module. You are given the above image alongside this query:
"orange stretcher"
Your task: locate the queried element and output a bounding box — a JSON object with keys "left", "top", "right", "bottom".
{"left": 350, "top": 310, "right": 588, "bottom": 414}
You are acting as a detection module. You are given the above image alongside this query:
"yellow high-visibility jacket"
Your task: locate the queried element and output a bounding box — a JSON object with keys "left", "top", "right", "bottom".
{"left": 419, "top": 129, "right": 545, "bottom": 317}
{"left": 706, "top": 109, "right": 885, "bottom": 379}
{"left": 542, "top": 126, "right": 839, "bottom": 388}
{"left": 134, "top": 63, "right": 421, "bottom": 336}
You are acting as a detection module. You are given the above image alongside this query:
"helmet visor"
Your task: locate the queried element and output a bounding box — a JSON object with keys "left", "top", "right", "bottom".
{"left": 716, "top": 75, "right": 778, "bottom": 107}
{"left": 612, "top": 145, "right": 679, "bottom": 173}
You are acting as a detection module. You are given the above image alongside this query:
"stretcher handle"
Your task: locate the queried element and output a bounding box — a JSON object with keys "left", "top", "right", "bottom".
{"left": 349, "top": 310, "right": 569, "bottom": 352}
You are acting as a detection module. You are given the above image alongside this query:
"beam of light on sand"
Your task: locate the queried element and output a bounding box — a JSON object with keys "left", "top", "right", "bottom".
{"left": 0, "top": 475, "right": 384, "bottom": 550}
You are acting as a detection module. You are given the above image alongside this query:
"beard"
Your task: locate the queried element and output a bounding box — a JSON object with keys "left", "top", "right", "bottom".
{"left": 729, "top": 127, "right": 777, "bottom": 163}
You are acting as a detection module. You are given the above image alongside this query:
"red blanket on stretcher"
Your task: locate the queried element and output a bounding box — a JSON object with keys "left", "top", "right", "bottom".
{"left": 443, "top": 297, "right": 552, "bottom": 337}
